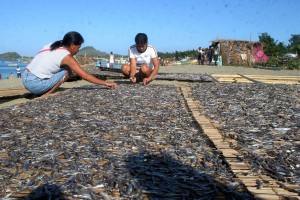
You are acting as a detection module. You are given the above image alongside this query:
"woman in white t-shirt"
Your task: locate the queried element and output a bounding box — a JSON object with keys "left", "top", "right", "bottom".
{"left": 121, "top": 33, "right": 160, "bottom": 85}
{"left": 22, "top": 31, "right": 116, "bottom": 97}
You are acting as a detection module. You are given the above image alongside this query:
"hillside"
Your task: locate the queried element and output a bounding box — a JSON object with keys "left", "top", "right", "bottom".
{"left": 77, "top": 46, "right": 109, "bottom": 57}
{"left": 0, "top": 52, "right": 21, "bottom": 59}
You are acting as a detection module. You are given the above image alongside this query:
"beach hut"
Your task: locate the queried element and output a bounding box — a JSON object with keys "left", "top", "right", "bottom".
{"left": 211, "top": 39, "right": 269, "bottom": 66}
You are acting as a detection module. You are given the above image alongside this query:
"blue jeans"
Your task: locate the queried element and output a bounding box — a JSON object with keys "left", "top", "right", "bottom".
{"left": 22, "top": 69, "right": 67, "bottom": 95}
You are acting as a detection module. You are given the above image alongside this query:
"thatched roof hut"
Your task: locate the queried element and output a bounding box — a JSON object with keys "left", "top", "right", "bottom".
{"left": 211, "top": 39, "right": 269, "bottom": 66}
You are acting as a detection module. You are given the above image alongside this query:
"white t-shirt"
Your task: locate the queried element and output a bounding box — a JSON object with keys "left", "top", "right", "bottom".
{"left": 109, "top": 54, "right": 114, "bottom": 64}
{"left": 129, "top": 44, "right": 157, "bottom": 70}
{"left": 27, "top": 43, "right": 70, "bottom": 79}
{"left": 16, "top": 67, "right": 21, "bottom": 74}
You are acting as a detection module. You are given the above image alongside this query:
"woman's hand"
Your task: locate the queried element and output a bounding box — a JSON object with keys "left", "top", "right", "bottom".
{"left": 130, "top": 77, "right": 137, "bottom": 84}
{"left": 105, "top": 81, "right": 117, "bottom": 89}
{"left": 143, "top": 77, "right": 152, "bottom": 85}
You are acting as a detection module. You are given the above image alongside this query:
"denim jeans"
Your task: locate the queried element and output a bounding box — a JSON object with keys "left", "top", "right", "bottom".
{"left": 22, "top": 69, "right": 67, "bottom": 95}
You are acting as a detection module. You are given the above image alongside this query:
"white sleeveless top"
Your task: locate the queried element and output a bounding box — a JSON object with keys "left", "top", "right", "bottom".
{"left": 27, "top": 43, "right": 70, "bottom": 79}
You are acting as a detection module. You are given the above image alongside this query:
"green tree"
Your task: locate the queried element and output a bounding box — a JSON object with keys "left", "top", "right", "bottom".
{"left": 275, "top": 42, "right": 287, "bottom": 56}
{"left": 288, "top": 34, "right": 300, "bottom": 55}
{"left": 157, "top": 49, "right": 198, "bottom": 60}
{"left": 175, "top": 51, "right": 179, "bottom": 60}
{"left": 258, "top": 33, "right": 278, "bottom": 56}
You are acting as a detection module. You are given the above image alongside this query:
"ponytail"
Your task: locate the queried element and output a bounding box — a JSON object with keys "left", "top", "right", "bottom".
{"left": 50, "top": 40, "right": 63, "bottom": 51}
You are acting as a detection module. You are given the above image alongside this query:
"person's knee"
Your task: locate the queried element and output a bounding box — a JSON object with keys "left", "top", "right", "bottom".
{"left": 121, "top": 64, "right": 130, "bottom": 76}
{"left": 140, "top": 64, "right": 151, "bottom": 74}
{"left": 121, "top": 64, "right": 129, "bottom": 71}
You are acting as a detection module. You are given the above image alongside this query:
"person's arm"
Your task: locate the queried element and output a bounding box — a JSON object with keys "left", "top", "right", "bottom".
{"left": 129, "top": 58, "right": 137, "bottom": 83}
{"left": 143, "top": 57, "right": 160, "bottom": 85}
{"left": 61, "top": 55, "right": 116, "bottom": 88}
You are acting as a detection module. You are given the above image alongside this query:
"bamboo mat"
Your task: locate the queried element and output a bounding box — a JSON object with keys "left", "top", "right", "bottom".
{"left": 211, "top": 74, "right": 300, "bottom": 84}
{"left": 180, "top": 85, "right": 299, "bottom": 199}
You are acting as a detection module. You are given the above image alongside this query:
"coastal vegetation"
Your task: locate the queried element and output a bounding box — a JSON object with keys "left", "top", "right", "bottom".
{"left": 255, "top": 33, "right": 300, "bottom": 69}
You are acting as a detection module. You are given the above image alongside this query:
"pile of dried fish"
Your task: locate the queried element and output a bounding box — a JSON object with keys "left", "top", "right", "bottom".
{"left": 155, "top": 73, "right": 214, "bottom": 82}
{"left": 72, "top": 65, "right": 123, "bottom": 81}
{"left": 0, "top": 84, "right": 252, "bottom": 199}
{"left": 82, "top": 65, "right": 215, "bottom": 82}
{"left": 191, "top": 83, "right": 300, "bottom": 194}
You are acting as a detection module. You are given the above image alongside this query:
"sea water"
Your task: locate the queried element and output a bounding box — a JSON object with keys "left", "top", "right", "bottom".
{"left": 0, "top": 59, "right": 27, "bottom": 79}
{"left": 96, "top": 61, "right": 122, "bottom": 69}
{"left": 0, "top": 59, "right": 122, "bottom": 79}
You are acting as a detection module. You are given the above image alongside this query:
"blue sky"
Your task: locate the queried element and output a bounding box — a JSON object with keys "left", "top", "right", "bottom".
{"left": 0, "top": 0, "right": 299, "bottom": 56}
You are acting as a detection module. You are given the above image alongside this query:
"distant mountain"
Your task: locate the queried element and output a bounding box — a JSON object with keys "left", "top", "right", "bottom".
{"left": 0, "top": 52, "right": 21, "bottom": 59}
{"left": 0, "top": 46, "right": 122, "bottom": 59}
{"left": 77, "top": 46, "right": 109, "bottom": 57}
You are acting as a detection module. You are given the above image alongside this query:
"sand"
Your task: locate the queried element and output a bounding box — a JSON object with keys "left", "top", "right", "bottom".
{"left": 159, "top": 65, "right": 299, "bottom": 76}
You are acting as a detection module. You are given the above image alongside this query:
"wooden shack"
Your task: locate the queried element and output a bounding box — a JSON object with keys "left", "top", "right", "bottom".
{"left": 211, "top": 39, "right": 268, "bottom": 66}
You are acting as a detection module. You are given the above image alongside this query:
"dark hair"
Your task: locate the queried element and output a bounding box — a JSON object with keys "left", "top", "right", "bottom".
{"left": 50, "top": 31, "right": 84, "bottom": 51}
{"left": 135, "top": 33, "right": 148, "bottom": 45}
